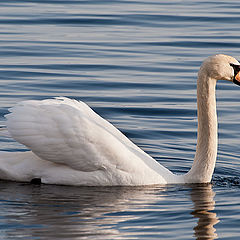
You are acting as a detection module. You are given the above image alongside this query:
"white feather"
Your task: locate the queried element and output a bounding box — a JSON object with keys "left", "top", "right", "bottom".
{"left": 3, "top": 97, "right": 170, "bottom": 185}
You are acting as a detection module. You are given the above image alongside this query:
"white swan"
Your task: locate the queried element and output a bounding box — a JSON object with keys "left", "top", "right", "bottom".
{"left": 0, "top": 54, "right": 240, "bottom": 186}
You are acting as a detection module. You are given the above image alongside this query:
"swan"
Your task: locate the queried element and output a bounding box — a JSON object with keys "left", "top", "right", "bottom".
{"left": 0, "top": 54, "right": 240, "bottom": 186}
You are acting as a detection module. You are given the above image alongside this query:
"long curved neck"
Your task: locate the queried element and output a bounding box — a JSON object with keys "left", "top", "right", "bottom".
{"left": 185, "top": 71, "right": 218, "bottom": 183}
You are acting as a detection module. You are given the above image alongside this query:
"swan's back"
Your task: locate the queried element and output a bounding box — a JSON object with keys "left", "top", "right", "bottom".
{"left": 4, "top": 97, "right": 173, "bottom": 185}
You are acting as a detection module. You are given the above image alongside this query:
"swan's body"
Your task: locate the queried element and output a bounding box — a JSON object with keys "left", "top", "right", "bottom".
{"left": 0, "top": 54, "right": 239, "bottom": 186}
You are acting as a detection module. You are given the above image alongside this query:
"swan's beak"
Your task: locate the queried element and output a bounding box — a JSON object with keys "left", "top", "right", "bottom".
{"left": 234, "top": 71, "right": 240, "bottom": 86}
{"left": 230, "top": 63, "right": 240, "bottom": 86}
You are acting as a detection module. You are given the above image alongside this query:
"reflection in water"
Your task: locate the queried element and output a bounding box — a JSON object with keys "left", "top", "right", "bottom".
{"left": 0, "top": 182, "right": 219, "bottom": 239}
{"left": 0, "top": 183, "right": 165, "bottom": 239}
{"left": 190, "top": 184, "right": 219, "bottom": 240}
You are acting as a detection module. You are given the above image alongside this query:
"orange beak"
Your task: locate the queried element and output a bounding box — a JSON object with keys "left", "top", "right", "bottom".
{"left": 230, "top": 63, "right": 240, "bottom": 86}
{"left": 235, "top": 71, "right": 240, "bottom": 83}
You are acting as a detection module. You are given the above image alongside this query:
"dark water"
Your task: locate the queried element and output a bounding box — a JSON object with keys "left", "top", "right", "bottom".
{"left": 0, "top": 0, "right": 240, "bottom": 239}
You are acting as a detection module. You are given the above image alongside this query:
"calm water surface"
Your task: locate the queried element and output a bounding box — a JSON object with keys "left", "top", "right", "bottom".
{"left": 0, "top": 0, "right": 240, "bottom": 239}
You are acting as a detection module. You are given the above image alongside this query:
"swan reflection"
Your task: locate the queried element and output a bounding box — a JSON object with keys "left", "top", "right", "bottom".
{"left": 190, "top": 183, "right": 219, "bottom": 240}
{"left": 0, "top": 182, "right": 219, "bottom": 239}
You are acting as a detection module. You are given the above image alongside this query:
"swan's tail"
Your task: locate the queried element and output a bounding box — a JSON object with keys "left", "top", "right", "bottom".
{"left": 0, "top": 151, "right": 39, "bottom": 182}
{"left": 0, "top": 151, "right": 19, "bottom": 180}
{"left": 0, "top": 127, "right": 11, "bottom": 138}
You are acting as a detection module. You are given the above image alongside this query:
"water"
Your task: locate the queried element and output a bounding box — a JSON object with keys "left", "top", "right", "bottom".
{"left": 0, "top": 0, "right": 240, "bottom": 239}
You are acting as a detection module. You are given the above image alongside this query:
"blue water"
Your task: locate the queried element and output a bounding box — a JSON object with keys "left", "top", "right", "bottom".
{"left": 0, "top": 0, "right": 240, "bottom": 239}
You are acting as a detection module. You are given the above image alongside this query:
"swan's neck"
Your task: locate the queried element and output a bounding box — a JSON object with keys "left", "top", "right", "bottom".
{"left": 185, "top": 72, "right": 218, "bottom": 183}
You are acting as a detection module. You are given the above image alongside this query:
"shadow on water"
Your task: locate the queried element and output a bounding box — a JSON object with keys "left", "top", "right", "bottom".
{"left": 0, "top": 181, "right": 219, "bottom": 239}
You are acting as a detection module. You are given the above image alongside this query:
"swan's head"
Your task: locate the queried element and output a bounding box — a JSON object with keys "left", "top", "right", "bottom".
{"left": 199, "top": 54, "right": 240, "bottom": 85}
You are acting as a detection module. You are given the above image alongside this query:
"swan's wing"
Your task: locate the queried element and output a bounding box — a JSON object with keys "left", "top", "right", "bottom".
{"left": 5, "top": 97, "right": 156, "bottom": 173}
